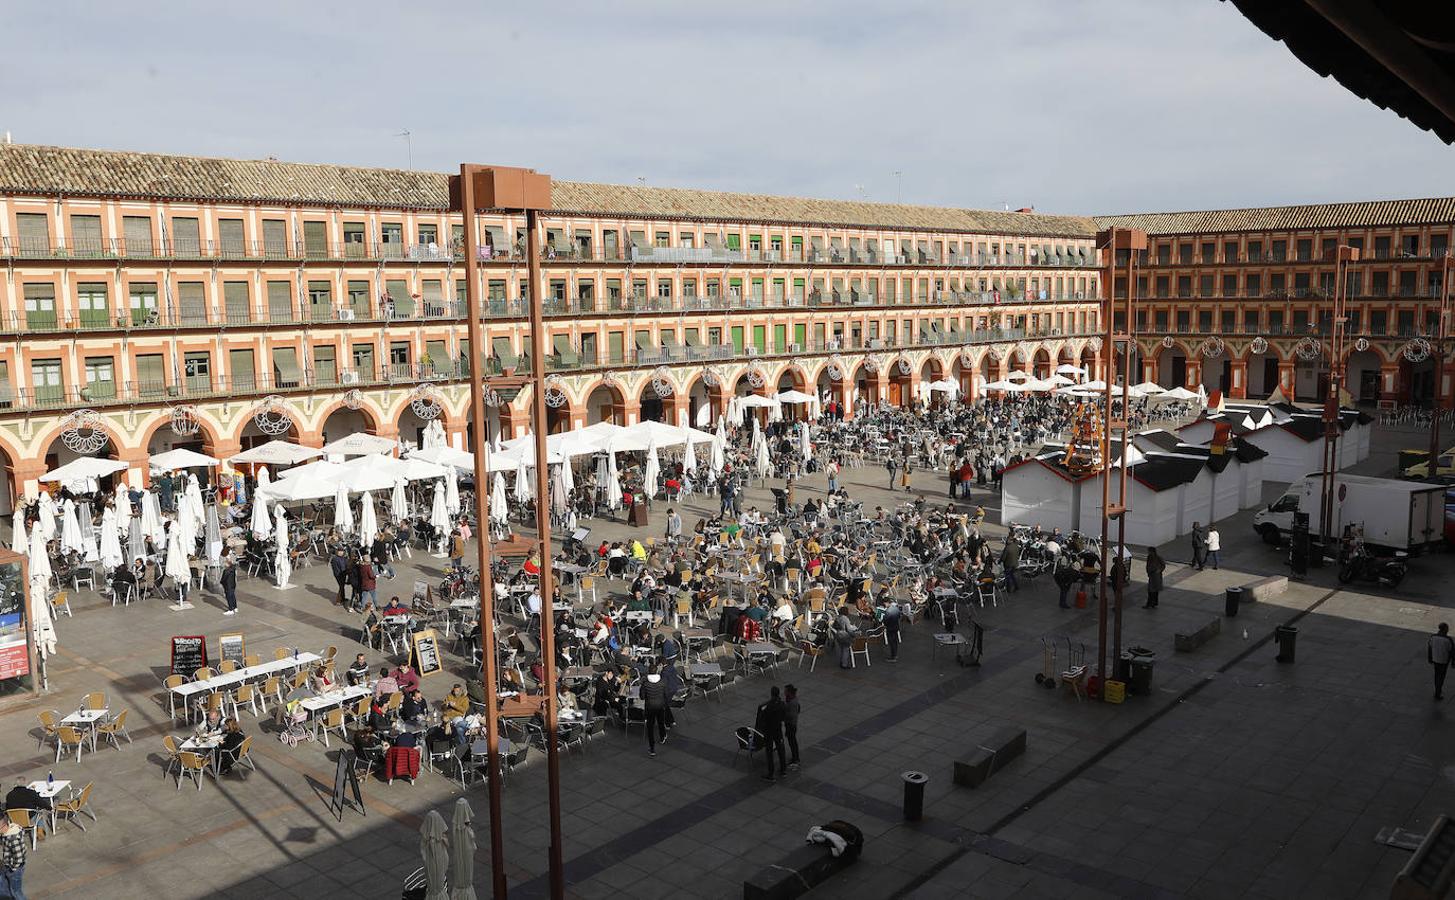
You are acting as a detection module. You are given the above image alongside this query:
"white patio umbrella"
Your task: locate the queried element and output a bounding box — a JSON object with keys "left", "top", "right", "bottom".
{"left": 257, "top": 466, "right": 271, "bottom": 490}
{"left": 391, "top": 478, "right": 410, "bottom": 522}
{"left": 185, "top": 476, "right": 205, "bottom": 529}
{"left": 449, "top": 798, "right": 478, "bottom": 900}
{"left": 604, "top": 451, "right": 622, "bottom": 510}
{"left": 359, "top": 491, "right": 379, "bottom": 548}
{"left": 27, "top": 520, "right": 52, "bottom": 587}
{"left": 420, "top": 809, "right": 450, "bottom": 900}
{"left": 643, "top": 437, "right": 660, "bottom": 501}
{"left": 27, "top": 523, "right": 55, "bottom": 656}
{"left": 38, "top": 492, "right": 56, "bottom": 541}
{"left": 99, "top": 507, "right": 123, "bottom": 569}
{"left": 141, "top": 490, "right": 166, "bottom": 547}
{"left": 274, "top": 508, "right": 292, "bottom": 588}
{"left": 798, "top": 422, "right": 812, "bottom": 460}
{"left": 754, "top": 432, "right": 771, "bottom": 479}
{"left": 250, "top": 492, "right": 271, "bottom": 537}
{"left": 445, "top": 466, "right": 461, "bottom": 515}
{"left": 334, "top": 482, "right": 355, "bottom": 533}
{"left": 163, "top": 520, "right": 189, "bottom": 594}
{"left": 489, "top": 471, "right": 509, "bottom": 524}
{"left": 709, "top": 425, "right": 725, "bottom": 477}
{"left": 10, "top": 509, "right": 24, "bottom": 553}
{"left": 513, "top": 458, "right": 533, "bottom": 504}
{"left": 127, "top": 518, "right": 144, "bottom": 564}
{"left": 59, "top": 499, "right": 82, "bottom": 556}
{"left": 430, "top": 480, "right": 450, "bottom": 548}
{"left": 550, "top": 462, "right": 569, "bottom": 518}
{"left": 683, "top": 429, "right": 698, "bottom": 474}
{"left": 423, "top": 419, "right": 447, "bottom": 450}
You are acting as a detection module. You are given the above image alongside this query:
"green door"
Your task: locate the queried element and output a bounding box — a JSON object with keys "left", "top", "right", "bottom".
{"left": 752, "top": 325, "right": 766, "bottom": 354}
{"left": 773, "top": 324, "right": 787, "bottom": 352}
{"left": 730, "top": 327, "right": 744, "bottom": 354}
{"left": 794, "top": 324, "right": 807, "bottom": 347}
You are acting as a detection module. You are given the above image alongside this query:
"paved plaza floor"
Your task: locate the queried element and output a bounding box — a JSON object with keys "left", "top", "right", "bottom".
{"left": 3, "top": 423, "right": 1454, "bottom": 899}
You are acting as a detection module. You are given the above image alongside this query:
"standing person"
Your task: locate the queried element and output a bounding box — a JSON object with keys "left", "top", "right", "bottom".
{"left": 1190, "top": 522, "right": 1207, "bottom": 571}
{"left": 886, "top": 455, "right": 898, "bottom": 490}
{"left": 1001, "top": 538, "right": 1021, "bottom": 593}
{"left": 641, "top": 664, "right": 668, "bottom": 758}
{"left": 783, "top": 684, "right": 801, "bottom": 770}
{"left": 665, "top": 507, "right": 682, "bottom": 544}
{"left": 0, "top": 814, "right": 26, "bottom": 900}
{"left": 157, "top": 471, "right": 176, "bottom": 513}
{"left": 1206, "top": 527, "right": 1221, "bottom": 570}
{"left": 947, "top": 463, "right": 958, "bottom": 498}
{"left": 1429, "top": 623, "right": 1454, "bottom": 700}
{"left": 901, "top": 456, "right": 914, "bottom": 492}
{"left": 221, "top": 552, "right": 238, "bottom": 616}
{"left": 1144, "top": 547, "right": 1165, "bottom": 609}
{"left": 1054, "top": 550, "right": 1076, "bottom": 609}
{"left": 329, "top": 548, "right": 349, "bottom": 606}
{"left": 754, "top": 685, "right": 788, "bottom": 782}
{"left": 826, "top": 458, "right": 839, "bottom": 494}
{"left": 449, "top": 528, "right": 465, "bottom": 573}
{"left": 882, "top": 600, "right": 902, "bottom": 662}
{"left": 357, "top": 558, "right": 377, "bottom": 612}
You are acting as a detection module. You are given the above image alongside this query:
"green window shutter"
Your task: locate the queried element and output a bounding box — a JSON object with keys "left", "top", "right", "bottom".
{"left": 425, "top": 340, "right": 448, "bottom": 374}
{"left": 271, "top": 347, "right": 300, "bottom": 388}
{"left": 223, "top": 282, "right": 250, "bottom": 323}
{"left": 730, "top": 327, "right": 744, "bottom": 354}
{"left": 794, "top": 324, "right": 806, "bottom": 346}
{"left": 607, "top": 332, "right": 624, "bottom": 364}
{"left": 725, "top": 234, "right": 741, "bottom": 251}
{"left": 262, "top": 220, "right": 288, "bottom": 257}
{"left": 313, "top": 346, "right": 337, "bottom": 384}
{"left": 219, "top": 219, "right": 245, "bottom": 255}
{"left": 387, "top": 280, "right": 414, "bottom": 316}
{"left": 136, "top": 353, "right": 166, "bottom": 397}
{"left": 78, "top": 282, "right": 109, "bottom": 327}
{"left": 16, "top": 213, "right": 49, "bottom": 253}
{"left": 23, "top": 284, "right": 56, "bottom": 329}
{"left": 308, "top": 280, "right": 333, "bottom": 320}
{"left": 266, "top": 281, "right": 293, "bottom": 322}
{"left": 347, "top": 280, "right": 371, "bottom": 318}
{"left": 773, "top": 324, "right": 786, "bottom": 351}
{"left": 177, "top": 282, "right": 208, "bottom": 325}
{"left": 752, "top": 325, "right": 766, "bottom": 353}
{"left": 172, "top": 217, "right": 201, "bottom": 256}
{"left": 303, "top": 221, "right": 328, "bottom": 258}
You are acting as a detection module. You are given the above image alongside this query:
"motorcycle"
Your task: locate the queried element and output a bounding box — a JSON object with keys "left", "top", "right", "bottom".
{"left": 1337, "top": 548, "right": 1407, "bottom": 588}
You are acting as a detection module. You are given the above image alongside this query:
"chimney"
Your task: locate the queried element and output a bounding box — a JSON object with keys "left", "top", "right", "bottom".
{"left": 3, "top": 131, "right": 11, "bottom": 145}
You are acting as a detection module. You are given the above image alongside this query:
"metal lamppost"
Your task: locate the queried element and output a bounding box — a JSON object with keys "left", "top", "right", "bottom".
{"left": 1428, "top": 254, "right": 1452, "bottom": 477}
{"left": 1318, "top": 244, "right": 1359, "bottom": 550}
{"left": 452, "top": 164, "right": 565, "bottom": 900}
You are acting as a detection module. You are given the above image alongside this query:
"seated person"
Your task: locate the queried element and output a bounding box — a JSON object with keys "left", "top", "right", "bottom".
{"left": 4, "top": 776, "right": 52, "bottom": 812}
{"left": 312, "top": 664, "right": 336, "bottom": 692}
{"left": 441, "top": 684, "right": 472, "bottom": 745}
{"left": 194, "top": 708, "right": 225, "bottom": 740}
{"left": 366, "top": 698, "right": 391, "bottom": 733}
{"left": 352, "top": 725, "right": 382, "bottom": 760}
{"left": 401, "top": 688, "right": 429, "bottom": 727}
{"left": 744, "top": 597, "right": 769, "bottom": 624}
{"left": 346, "top": 653, "right": 371, "bottom": 686}
{"left": 216, "top": 718, "right": 247, "bottom": 775}
{"left": 373, "top": 666, "right": 400, "bottom": 698}
{"left": 465, "top": 679, "right": 487, "bottom": 711}
{"left": 392, "top": 664, "right": 421, "bottom": 694}
{"left": 381, "top": 595, "right": 410, "bottom": 618}
{"left": 522, "top": 554, "right": 541, "bottom": 578}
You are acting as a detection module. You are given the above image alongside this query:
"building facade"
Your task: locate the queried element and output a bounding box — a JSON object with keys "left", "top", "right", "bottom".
{"left": 0, "top": 144, "right": 1105, "bottom": 507}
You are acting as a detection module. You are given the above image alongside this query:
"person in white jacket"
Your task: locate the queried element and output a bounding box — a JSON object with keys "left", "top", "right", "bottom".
{"left": 1206, "top": 527, "right": 1221, "bottom": 570}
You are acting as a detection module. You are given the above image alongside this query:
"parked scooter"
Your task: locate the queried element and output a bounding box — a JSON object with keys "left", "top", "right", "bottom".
{"left": 1337, "top": 547, "right": 1407, "bottom": 588}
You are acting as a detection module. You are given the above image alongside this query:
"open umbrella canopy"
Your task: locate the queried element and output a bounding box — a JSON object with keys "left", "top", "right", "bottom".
{"left": 359, "top": 491, "right": 378, "bottom": 547}
{"left": 739, "top": 394, "right": 780, "bottom": 409}
{"left": 775, "top": 389, "right": 816, "bottom": 404}
{"left": 982, "top": 379, "right": 1028, "bottom": 392}
{"left": 1157, "top": 386, "right": 1201, "bottom": 401}
{"left": 623, "top": 420, "right": 715, "bottom": 449}
{"left": 321, "top": 432, "right": 397, "bottom": 457}
{"left": 229, "top": 440, "right": 323, "bottom": 466}
{"left": 1133, "top": 381, "right": 1166, "bottom": 394}
{"left": 407, "top": 445, "right": 475, "bottom": 471}
{"left": 277, "top": 459, "right": 344, "bottom": 482}
{"left": 149, "top": 448, "right": 220, "bottom": 471}
{"left": 39, "top": 457, "right": 128, "bottom": 484}
{"left": 344, "top": 453, "right": 447, "bottom": 484}
{"left": 926, "top": 378, "right": 960, "bottom": 393}
{"left": 1055, "top": 363, "right": 1086, "bottom": 376}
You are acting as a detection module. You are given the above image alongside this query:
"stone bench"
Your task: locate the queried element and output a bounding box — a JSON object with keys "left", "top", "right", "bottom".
{"left": 1174, "top": 617, "right": 1221, "bottom": 652}
{"left": 1243, "top": 576, "right": 1287, "bottom": 603}
{"left": 743, "top": 842, "right": 858, "bottom": 900}
{"left": 952, "top": 726, "right": 1027, "bottom": 789}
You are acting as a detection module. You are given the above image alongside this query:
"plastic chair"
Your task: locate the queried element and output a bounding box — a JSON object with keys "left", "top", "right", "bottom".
{"left": 849, "top": 636, "right": 872, "bottom": 668}
{"left": 55, "top": 725, "right": 86, "bottom": 763}
{"left": 176, "top": 751, "right": 211, "bottom": 790}
{"left": 733, "top": 726, "right": 764, "bottom": 768}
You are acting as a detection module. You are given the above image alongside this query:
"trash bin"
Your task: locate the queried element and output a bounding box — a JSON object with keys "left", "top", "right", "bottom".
{"left": 1275, "top": 625, "right": 1298, "bottom": 663}
{"left": 1115, "top": 652, "right": 1133, "bottom": 684}
{"left": 1127, "top": 652, "right": 1156, "bottom": 696}
{"left": 1224, "top": 586, "right": 1244, "bottom": 617}
{"left": 901, "top": 771, "right": 928, "bottom": 821}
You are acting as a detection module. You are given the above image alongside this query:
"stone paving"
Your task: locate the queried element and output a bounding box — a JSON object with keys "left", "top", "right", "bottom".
{"left": 2, "top": 425, "right": 1453, "bottom": 899}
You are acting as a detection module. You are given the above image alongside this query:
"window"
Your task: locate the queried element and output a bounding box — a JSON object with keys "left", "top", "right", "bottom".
{"left": 1221, "top": 275, "right": 1237, "bottom": 297}
{"left": 1244, "top": 309, "right": 1260, "bottom": 332}
{"left": 303, "top": 221, "right": 328, "bottom": 258}
{"left": 1371, "top": 271, "right": 1390, "bottom": 296}
{"left": 223, "top": 282, "right": 250, "bottom": 324}
{"left": 1374, "top": 235, "right": 1391, "bottom": 258}
{"left": 78, "top": 282, "right": 109, "bottom": 327}
{"left": 389, "top": 342, "right": 411, "bottom": 373}
{"left": 83, "top": 356, "right": 115, "bottom": 400}
{"left": 172, "top": 217, "right": 201, "bottom": 255}
{"left": 1222, "top": 240, "right": 1238, "bottom": 263}
{"left": 229, "top": 349, "right": 256, "bottom": 390}
{"left": 1370, "top": 310, "right": 1388, "bottom": 334}
{"left": 679, "top": 232, "right": 695, "bottom": 248}
{"left": 381, "top": 223, "right": 404, "bottom": 257}
{"left": 1295, "top": 238, "right": 1312, "bottom": 261}
{"left": 136, "top": 353, "right": 166, "bottom": 398}
{"left": 314, "top": 346, "right": 337, "bottom": 384}
{"left": 266, "top": 281, "right": 293, "bottom": 321}
{"left": 1247, "top": 240, "right": 1263, "bottom": 260}
{"left": 184, "top": 352, "right": 211, "bottom": 391}
{"left": 1177, "top": 276, "right": 1192, "bottom": 298}
{"left": 15, "top": 212, "right": 49, "bottom": 254}
{"left": 271, "top": 347, "right": 301, "bottom": 388}
{"left": 1178, "top": 243, "right": 1193, "bottom": 264}
{"left": 1155, "top": 276, "right": 1169, "bottom": 298}
{"left": 70, "top": 215, "right": 103, "bottom": 256}
{"left": 23, "top": 283, "right": 57, "bottom": 329}
{"left": 129, "top": 282, "right": 159, "bottom": 324}
{"left": 418, "top": 224, "right": 438, "bottom": 246}
{"left": 308, "top": 280, "right": 333, "bottom": 320}
{"left": 347, "top": 281, "right": 370, "bottom": 318}
{"left": 655, "top": 232, "right": 670, "bottom": 248}
{"left": 351, "top": 343, "right": 375, "bottom": 376}
{"left": 1199, "top": 275, "right": 1213, "bottom": 297}
{"left": 1271, "top": 239, "right": 1286, "bottom": 261}
{"left": 219, "top": 219, "right": 245, "bottom": 255}
{"left": 123, "top": 215, "right": 153, "bottom": 256}
{"left": 31, "top": 358, "right": 63, "bottom": 403}
{"left": 1245, "top": 274, "right": 1261, "bottom": 296}
{"left": 1200, "top": 242, "right": 1215, "bottom": 263}
{"left": 262, "top": 219, "right": 288, "bottom": 257}
{"left": 177, "top": 282, "right": 207, "bottom": 325}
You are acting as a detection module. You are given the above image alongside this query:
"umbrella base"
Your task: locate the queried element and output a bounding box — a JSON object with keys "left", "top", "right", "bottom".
{"left": 168, "top": 601, "right": 196, "bottom": 612}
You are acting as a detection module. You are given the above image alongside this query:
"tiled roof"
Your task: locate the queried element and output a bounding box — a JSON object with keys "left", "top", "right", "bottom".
{"left": 1094, "top": 197, "right": 1455, "bottom": 235}
{"left": 0, "top": 143, "right": 1096, "bottom": 237}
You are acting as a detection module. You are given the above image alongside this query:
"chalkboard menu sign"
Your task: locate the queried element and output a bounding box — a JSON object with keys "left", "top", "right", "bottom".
{"left": 328, "top": 749, "right": 365, "bottom": 821}
{"left": 410, "top": 628, "right": 442, "bottom": 677}
{"left": 171, "top": 635, "right": 207, "bottom": 675}
{"left": 218, "top": 634, "right": 245, "bottom": 667}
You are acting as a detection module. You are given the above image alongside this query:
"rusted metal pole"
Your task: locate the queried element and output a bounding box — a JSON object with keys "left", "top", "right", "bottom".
{"left": 526, "top": 207, "right": 567, "bottom": 899}
{"left": 458, "top": 165, "right": 508, "bottom": 900}
{"left": 1429, "top": 256, "right": 1451, "bottom": 479}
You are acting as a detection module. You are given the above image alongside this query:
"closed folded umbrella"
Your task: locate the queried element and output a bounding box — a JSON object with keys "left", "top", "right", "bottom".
{"left": 60, "top": 499, "right": 82, "bottom": 556}
{"left": 334, "top": 482, "right": 354, "bottom": 534}
{"left": 205, "top": 503, "right": 222, "bottom": 566}
{"left": 449, "top": 798, "right": 478, "bottom": 900}
{"left": 38, "top": 492, "right": 57, "bottom": 541}
{"left": 513, "top": 458, "right": 532, "bottom": 504}
{"left": 27, "top": 520, "right": 52, "bottom": 589}
{"left": 127, "top": 518, "right": 144, "bottom": 563}
{"left": 604, "top": 451, "right": 622, "bottom": 510}
{"left": 99, "top": 507, "right": 123, "bottom": 569}
{"left": 445, "top": 466, "right": 461, "bottom": 515}
{"left": 185, "top": 476, "right": 206, "bottom": 528}
{"left": 430, "top": 480, "right": 450, "bottom": 538}
{"left": 490, "top": 472, "right": 508, "bottom": 524}
{"left": 560, "top": 454, "right": 575, "bottom": 495}
{"left": 141, "top": 490, "right": 165, "bottom": 547}
{"left": 274, "top": 508, "right": 291, "bottom": 588}
{"left": 28, "top": 522, "right": 55, "bottom": 656}
{"left": 421, "top": 809, "right": 450, "bottom": 900}
{"left": 163, "top": 521, "right": 189, "bottom": 589}
{"left": 643, "top": 437, "right": 660, "bottom": 501}
{"left": 113, "top": 483, "right": 131, "bottom": 535}
{"left": 250, "top": 494, "right": 271, "bottom": 538}
{"left": 754, "top": 433, "right": 771, "bottom": 478}
{"left": 683, "top": 429, "right": 697, "bottom": 474}
{"left": 550, "top": 463, "right": 569, "bottom": 517}
{"left": 359, "top": 491, "right": 378, "bottom": 548}
{"left": 257, "top": 466, "right": 271, "bottom": 489}
{"left": 391, "top": 478, "right": 410, "bottom": 521}
{"left": 10, "top": 509, "right": 24, "bottom": 553}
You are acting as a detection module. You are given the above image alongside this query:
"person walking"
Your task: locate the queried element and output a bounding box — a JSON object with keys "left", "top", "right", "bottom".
{"left": 882, "top": 600, "right": 902, "bottom": 661}
{"left": 886, "top": 455, "right": 899, "bottom": 490}
{"left": 1054, "top": 550, "right": 1076, "bottom": 609}
{"left": 1144, "top": 547, "right": 1165, "bottom": 609}
{"left": 665, "top": 507, "right": 682, "bottom": 544}
{"left": 329, "top": 548, "right": 349, "bottom": 606}
{"left": 1206, "top": 527, "right": 1221, "bottom": 570}
{"left": 783, "top": 684, "right": 801, "bottom": 770}
{"left": 755, "top": 685, "right": 788, "bottom": 781}
{"left": 826, "top": 459, "right": 839, "bottom": 494}
{"left": 833, "top": 605, "right": 859, "bottom": 669}
{"left": 357, "top": 558, "right": 378, "bottom": 612}
{"left": 641, "top": 664, "right": 669, "bottom": 757}
{"left": 1001, "top": 538, "right": 1021, "bottom": 593}
{"left": 1190, "top": 522, "right": 1207, "bottom": 570}
{"left": 0, "top": 815, "right": 26, "bottom": 900}
{"left": 1429, "top": 624, "right": 1454, "bottom": 700}
{"left": 449, "top": 528, "right": 465, "bottom": 572}
{"left": 221, "top": 552, "right": 239, "bottom": 616}
{"left": 901, "top": 456, "right": 914, "bottom": 492}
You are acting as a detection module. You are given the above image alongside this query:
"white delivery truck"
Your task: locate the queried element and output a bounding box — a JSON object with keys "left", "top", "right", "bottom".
{"left": 1253, "top": 473, "right": 1445, "bottom": 553}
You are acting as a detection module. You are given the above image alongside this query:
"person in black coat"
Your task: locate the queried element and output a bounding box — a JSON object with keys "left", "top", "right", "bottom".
{"left": 754, "top": 686, "right": 788, "bottom": 781}
{"left": 220, "top": 553, "right": 239, "bottom": 615}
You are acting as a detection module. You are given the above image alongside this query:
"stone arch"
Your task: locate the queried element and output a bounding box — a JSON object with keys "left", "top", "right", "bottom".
{"left": 637, "top": 375, "right": 673, "bottom": 423}
{"left": 775, "top": 363, "right": 809, "bottom": 394}
{"left": 733, "top": 367, "right": 770, "bottom": 398}
{"left": 140, "top": 409, "right": 224, "bottom": 460}
{"left": 1032, "top": 347, "right": 1053, "bottom": 379}
{"left": 36, "top": 414, "right": 129, "bottom": 494}
{"left": 684, "top": 371, "right": 726, "bottom": 428}
{"left": 583, "top": 379, "right": 628, "bottom": 425}
{"left": 231, "top": 400, "right": 303, "bottom": 450}
{"left": 317, "top": 398, "right": 384, "bottom": 440}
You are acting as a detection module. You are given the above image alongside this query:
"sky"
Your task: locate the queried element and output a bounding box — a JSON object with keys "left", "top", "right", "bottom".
{"left": 3, "top": 0, "right": 1453, "bottom": 216}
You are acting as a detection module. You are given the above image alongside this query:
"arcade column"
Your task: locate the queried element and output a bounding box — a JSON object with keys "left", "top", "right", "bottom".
{"left": 1228, "top": 360, "right": 1248, "bottom": 400}
{"left": 115, "top": 445, "right": 152, "bottom": 488}
{"left": 13, "top": 458, "right": 48, "bottom": 501}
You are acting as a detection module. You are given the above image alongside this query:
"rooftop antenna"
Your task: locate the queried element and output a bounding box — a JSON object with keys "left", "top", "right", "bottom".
{"left": 637, "top": 177, "right": 647, "bottom": 186}
{"left": 854, "top": 184, "right": 866, "bottom": 200}
{"left": 395, "top": 130, "right": 412, "bottom": 170}
{"left": 893, "top": 171, "right": 903, "bottom": 204}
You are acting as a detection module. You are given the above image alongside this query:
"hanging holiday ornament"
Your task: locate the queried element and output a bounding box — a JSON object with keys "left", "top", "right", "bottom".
{"left": 253, "top": 396, "right": 292, "bottom": 436}
{"left": 1250, "top": 336, "right": 1269, "bottom": 355}
{"left": 60, "top": 409, "right": 108, "bottom": 454}
{"left": 342, "top": 389, "right": 364, "bottom": 410}
{"left": 543, "top": 375, "right": 568, "bottom": 409}
{"left": 1294, "top": 337, "right": 1322, "bottom": 361}
{"left": 1353, "top": 337, "right": 1370, "bottom": 353}
{"left": 168, "top": 404, "right": 201, "bottom": 437}
{"left": 409, "top": 384, "right": 443, "bottom": 420}
{"left": 651, "top": 366, "right": 675, "bottom": 398}
{"left": 746, "top": 367, "right": 766, "bottom": 389}
{"left": 1200, "top": 336, "right": 1225, "bottom": 359}
{"left": 896, "top": 357, "right": 912, "bottom": 376}
{"left": 702, "top": 367, "right": 721, "bottom": 389}
{"left": 1161, "top": 335, "right": 1175, "bottom": 349}
{"left": 1403, "top": 337, "right": 1432, "bottom": 363}
{"left": 864, "top": 356, "right": 880, "bottom": 375}
{"left": 826, "top": 358, "right": 845, "bottom": 382}
{"left": 1088, "top": 336, "right": 1103, "bottom": 353}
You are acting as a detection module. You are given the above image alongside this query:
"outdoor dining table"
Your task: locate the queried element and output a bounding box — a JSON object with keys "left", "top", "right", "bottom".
{"left": 168, "top": 652, "right": 322, "bottom": 719}
{"left": 688, "top": 662, "right": 723, "bottom": 677}
{"left": 61, "top": 709, "right": 109, "bottom": 752}
{"left": 932, "top": 632, "right": 968, "bottom": 664}
{"left": 715, "top": 571, "right": 760, "bottom": 602}
{"left": 181, "top": 734, "right": 224, "bottom": 776}
{"left": 553, "top": 562, "right": 586, "bottom": 584}
{"left": 620, "top": 610, "right": 654, "bottom": 626}
{"left": 298, "top": 685, "right": 371, "bottom": 738}
{"left": 28, "top": 780, "right": 71, "bottom": 836}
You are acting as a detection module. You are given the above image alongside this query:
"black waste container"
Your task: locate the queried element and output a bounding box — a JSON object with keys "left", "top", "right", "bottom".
{"left": 1127, "top": 653, "right": 1155, "bottom": 696}
{"left": 1115, "top": 652, "right": 1133, "bottom": 684}
{"left": 1275, "top": 625, "right": 1298, "bottom": 663}
{"left": 1225, "top": 586, "right": 1244, "bottom": 617}
{"left": 901, "top": 771, "right": 928, "bottom": 821}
